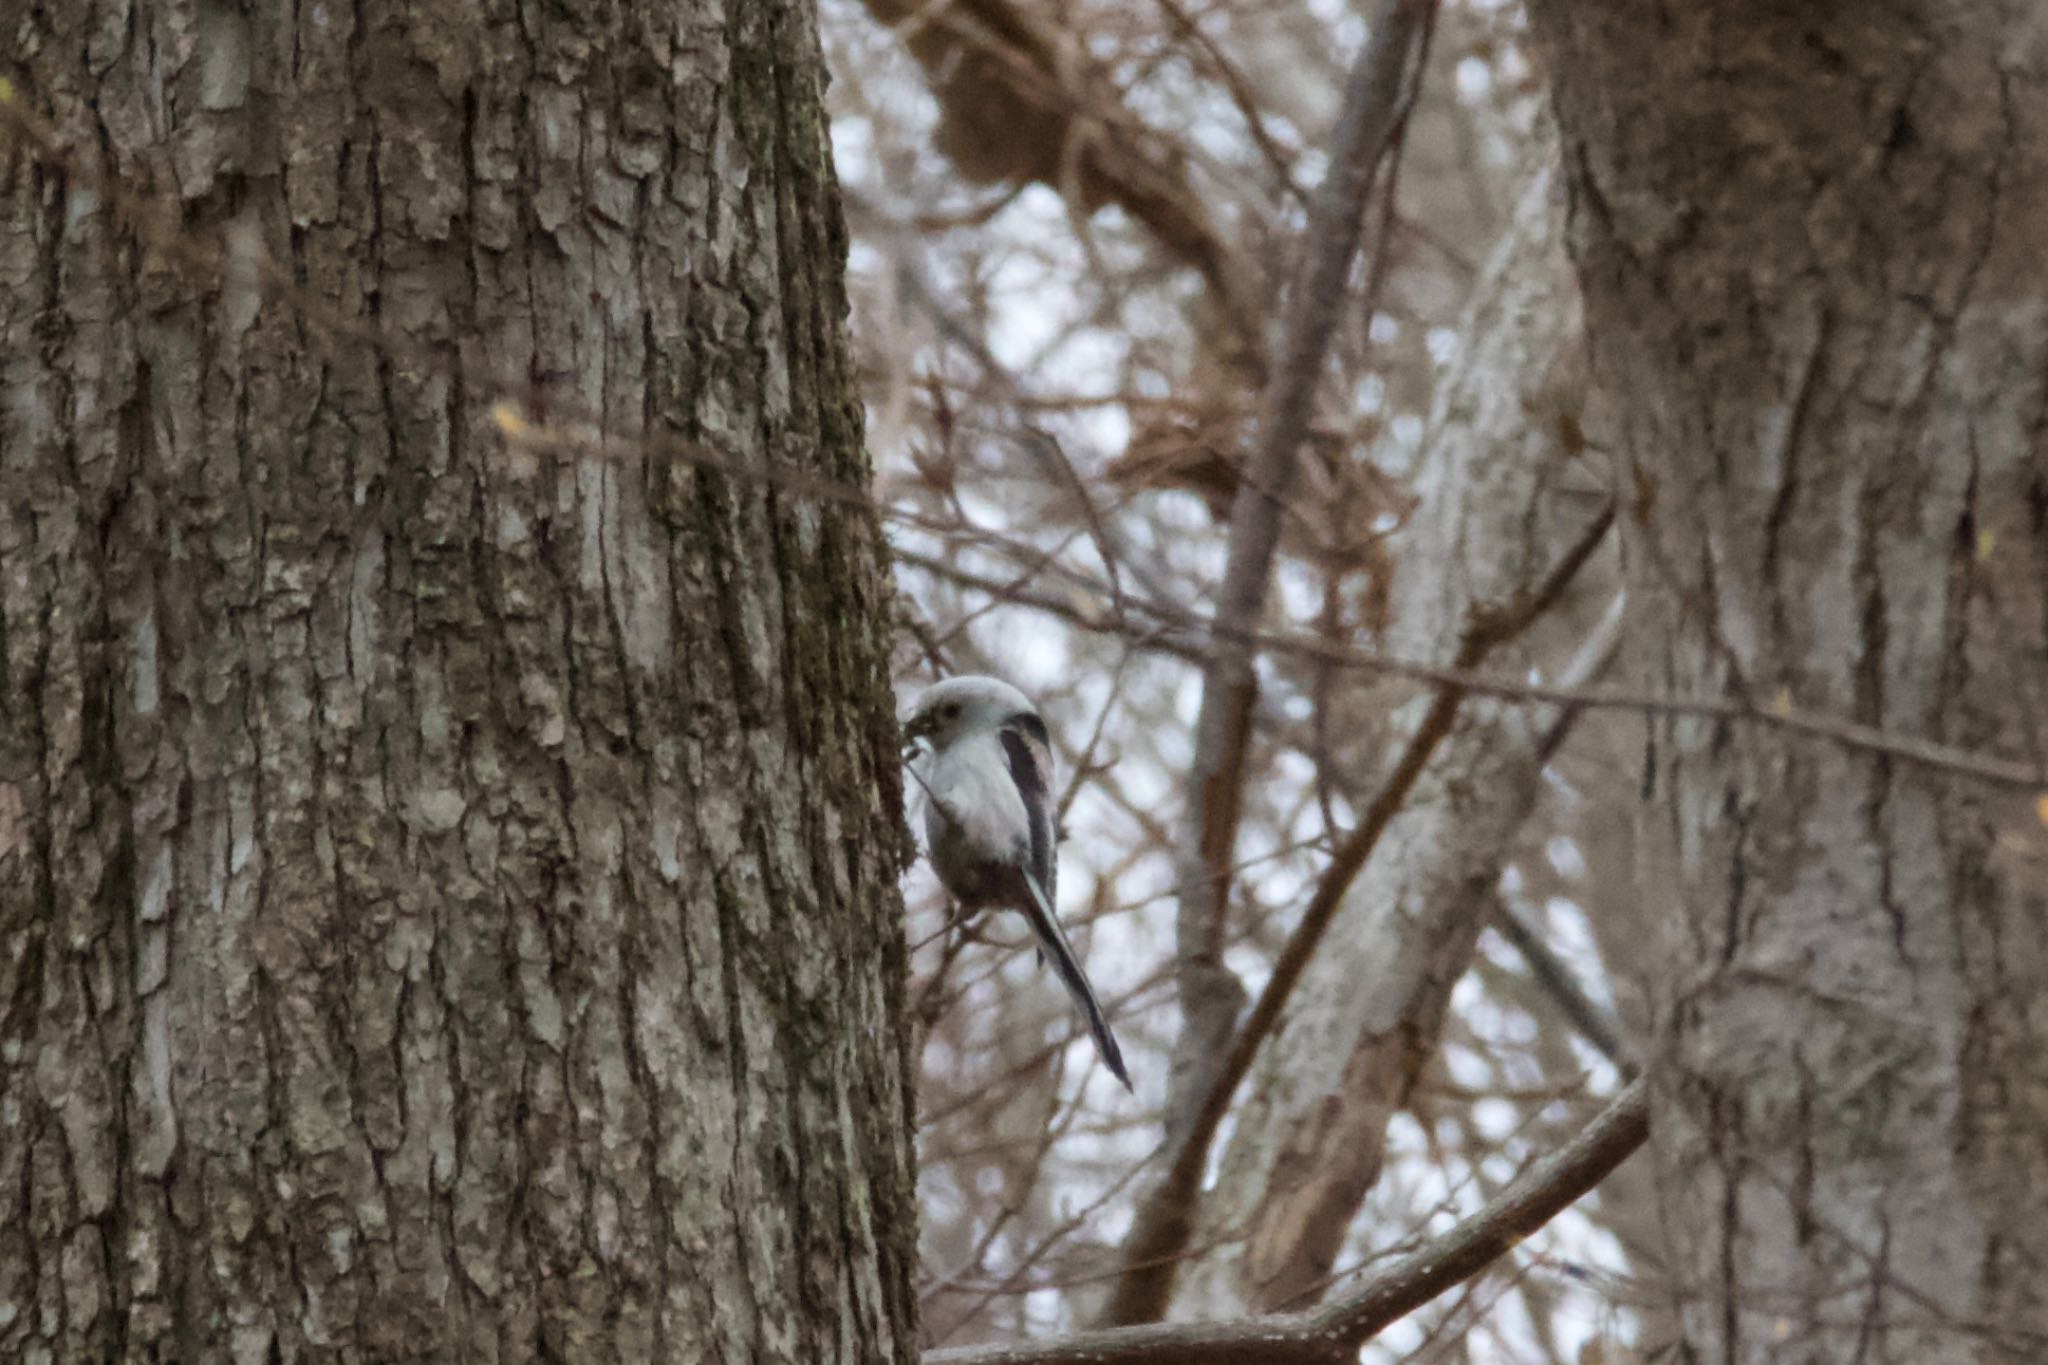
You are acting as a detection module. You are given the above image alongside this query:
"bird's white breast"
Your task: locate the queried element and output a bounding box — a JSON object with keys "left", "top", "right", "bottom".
{"left": 922, "top": 729, "right": 1029, "bottom": 855}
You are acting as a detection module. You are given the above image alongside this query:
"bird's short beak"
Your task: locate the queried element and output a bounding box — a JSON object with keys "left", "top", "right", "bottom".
{"left": 900, "top": 714, "right": 931, "bottom": 757}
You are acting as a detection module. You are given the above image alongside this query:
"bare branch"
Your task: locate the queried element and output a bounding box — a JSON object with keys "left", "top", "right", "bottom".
{"left": 1115, "top": 488, "right": 1613, "bottom": 1318}
{"left": 928, "top": 1079, "right": 1651, "bottom": 1365}
{"left": 1149, "top": 8, "right": 1434, "bottom": 1323}
{"left": 898, "top": 545, "right": 2048, "bottom": 792}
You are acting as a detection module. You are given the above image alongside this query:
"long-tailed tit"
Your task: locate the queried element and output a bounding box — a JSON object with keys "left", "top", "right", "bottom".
{"left": 902, "top": 676, "right": 1131, "bottom": 1090}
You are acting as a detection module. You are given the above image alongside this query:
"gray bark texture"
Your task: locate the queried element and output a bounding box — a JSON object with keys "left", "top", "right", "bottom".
{"left": 0, "top": 2, "right": 919, "bottom": 1362}
{"left": 1525, "top": 4, "right": 2048, "bottom": 1361}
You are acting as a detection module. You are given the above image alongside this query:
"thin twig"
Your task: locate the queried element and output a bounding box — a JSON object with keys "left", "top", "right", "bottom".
{"left": 897, "top": 544, "right": 2046, "bottom": 792}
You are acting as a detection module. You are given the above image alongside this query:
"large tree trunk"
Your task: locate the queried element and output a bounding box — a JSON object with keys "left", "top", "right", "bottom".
{"left": 0, "top": 2, "right": 918, "bottom": 1361}
{"left": 1525, "top": 5, "right": 2048, "bottom": 1360}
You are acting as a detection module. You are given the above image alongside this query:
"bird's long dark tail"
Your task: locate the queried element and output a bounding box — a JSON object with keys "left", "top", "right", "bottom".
{"left": 1019, "top": 871, "right": 1132, "bottom": 1090}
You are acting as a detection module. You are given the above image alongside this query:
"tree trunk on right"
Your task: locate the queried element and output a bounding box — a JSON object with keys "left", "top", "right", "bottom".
{"left": 1524, "top": 6, "right": 2048, "bottom": 1360}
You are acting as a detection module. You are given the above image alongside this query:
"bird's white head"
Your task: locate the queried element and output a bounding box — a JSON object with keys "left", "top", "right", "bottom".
{"left": 902, "top": 674, "right": 1038, "bottom": 750}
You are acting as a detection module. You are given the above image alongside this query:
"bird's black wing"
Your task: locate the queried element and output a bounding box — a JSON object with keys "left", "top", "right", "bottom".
{"left": 999, "top": 712, "right": 1056, "bottom": 907}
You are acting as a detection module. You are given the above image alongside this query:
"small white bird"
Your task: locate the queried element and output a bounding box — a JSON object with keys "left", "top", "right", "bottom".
{"left": 902, "top": 675, "right": 1131, "bottom": 1090}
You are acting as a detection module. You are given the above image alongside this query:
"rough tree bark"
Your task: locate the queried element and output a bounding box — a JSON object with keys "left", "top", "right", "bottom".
{"left": 1525, "top": 5, "right": 2048, "bottom": 1360}
{"left": 0, "top": 2, "right": 918, "bottom": 1361}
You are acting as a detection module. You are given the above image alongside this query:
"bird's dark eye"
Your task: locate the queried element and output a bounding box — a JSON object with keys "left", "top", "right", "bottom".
{"left": 940, "top": 701, "right": 960, "bottom": 719}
